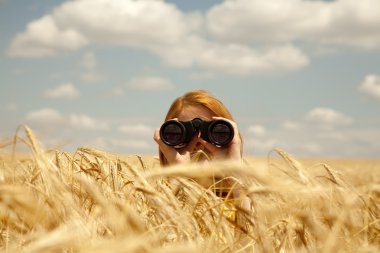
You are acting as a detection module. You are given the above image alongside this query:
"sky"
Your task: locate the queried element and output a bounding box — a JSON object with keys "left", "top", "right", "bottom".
{"left": 1, "top": 0, "right": 380, "bottom": 158}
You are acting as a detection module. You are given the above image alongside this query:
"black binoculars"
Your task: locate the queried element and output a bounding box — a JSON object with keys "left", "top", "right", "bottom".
{"left": 159, "top": 118, "right": 234, "bottom": 148}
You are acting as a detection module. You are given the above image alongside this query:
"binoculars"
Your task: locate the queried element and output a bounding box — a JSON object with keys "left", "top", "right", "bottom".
{"left": 159, "top": 118, "right": 234, "bottom": 148}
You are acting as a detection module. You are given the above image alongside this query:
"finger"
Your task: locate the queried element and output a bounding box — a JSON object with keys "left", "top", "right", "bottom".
{"left": 153, "top": 127, "right": 181, "bottom": 161}
{"left": 153, "top": 128, "right": 161, "bottom": 143}
{"left": 198, "top": 138, "right": 219, "bottom": 153}
{"left": 155, "top": 117, "right": 179, "bottom": 141}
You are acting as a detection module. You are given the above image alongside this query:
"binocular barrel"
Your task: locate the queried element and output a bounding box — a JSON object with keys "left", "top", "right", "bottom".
{"left": 159, "top": 118, "right": 234, "bottom": 148}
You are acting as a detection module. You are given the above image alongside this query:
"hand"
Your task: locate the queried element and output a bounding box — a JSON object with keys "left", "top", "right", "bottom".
{"left": 153, "top": 121, "right": 204, "bottom": 165}
{"left": 198, "top": 116, "right": 242, "bottom": 162}
{"left": 153, "top": 117, "right": 242, "bottom": 165}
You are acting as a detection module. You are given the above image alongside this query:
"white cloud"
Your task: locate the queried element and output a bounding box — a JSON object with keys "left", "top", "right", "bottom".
{"left": 282, "top": 120, "right": 301, "bottom": 130}
{"left": 245, "top": 138, "right": 277, "bottom": 153}
{"left": 196, "top": 43, "right": 309, "bottom": 75}
{"left": 156, "top": 36, "right": 309, "bottom": 74}
{"left": 306, "top": 107, "right": 353, "bottom": 127}
{"left": 118, "top": 124, "right": 153, "bottom": 136}
{"left": 25, "top": 109, "right": 108, "bottom": 131}
{"left": 359, "top": 74, "right": 380, "bottom": 101}
{"left": 8, "top": 15, "right": 87, "bottom": 57}
{"left": 80, "top": 52, "right": 97, "bottom": 70}
{"left": 26, "top": 108, "right": 64, "bottom": 123}
{"left": 110, "top": 87, "right": 125, "bottom": 97}
{"left": 69, "top": 114, "right": 109, "bottom": 130}
{"left": 6, "top": 0, "right": 309, "bottom": 76}
{"left": 43, "top": 83, "right": 80, "bottom": 99}
{"left": 243, "top": 121, "right": 380, "bottom": 158}
{"left": 127, "top": 76, "right": 175, "bottom": 91}
{"left": 154, "top": 35, "right": 205, "bottom": 67}
{"left": 79, "top": 52, "right": 104, "bottom": 83}
{"left": 206, "top": 0, "right": 380, "bottom": 50}
{"left": 7, "top": 0, "right": 379, "bottom": 77}
{"left": 55, "top": 0, "right": 200, "bottom": 47}
{"left": 7, "top": 0, "right": 199, "bottom": 58}
{"left": 247, "top": 125, "right": 267, "bottom": 137}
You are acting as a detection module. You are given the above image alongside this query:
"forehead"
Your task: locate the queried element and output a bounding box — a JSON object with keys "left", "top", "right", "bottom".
{"left": 177, "top": 105, "right": 214, "bottom": 121}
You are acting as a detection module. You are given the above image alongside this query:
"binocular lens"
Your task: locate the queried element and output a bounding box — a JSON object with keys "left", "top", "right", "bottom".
{"left": 159, "top": 118, "right": 234, "bottom": 147}
{"left": 161, "top": 123, "right": 184, "bottom": 146}
{"left": 209, "top": 123, "right": 233, "bottom": 145}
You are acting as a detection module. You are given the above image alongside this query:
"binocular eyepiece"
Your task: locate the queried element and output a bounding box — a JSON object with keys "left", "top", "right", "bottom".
{"left": 159, "top": 118, "right": 234, "bottom": 148}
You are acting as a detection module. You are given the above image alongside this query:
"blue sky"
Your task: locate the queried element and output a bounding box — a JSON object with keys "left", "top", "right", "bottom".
{"left": 1, "top": 0, "right": 379, "bottom": 158}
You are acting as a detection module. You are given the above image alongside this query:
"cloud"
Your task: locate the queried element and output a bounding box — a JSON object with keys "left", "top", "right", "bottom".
{"left": 243, "top": 120, "right": 380, "bottom": 158}
{"left": 282, "top": 120, "right": 301, "bottom": 130}
{"left": 43, "top": 83, "right": 80, "bottom": 99}
{"left": 7, "top": 0, "right": 199, "bottom": 57}
{"left": 157, "top": 36, "right": 309, "bottom": 74}
{"left": 79, "top": 52, "right": 104, "bottom": 83}
{"left": 359, "top": 74, "right": 380, "bottom": 101}
{"left": 247, "top": 125, "right": 267, "bottom": 137}
{"left": 56, "top": 0, "right": 200, "bottom": 47}
{"left": 206, "top": 0, "right": 380, "bottom": 50}
{"left": 8, "top": 15, "right": 87, "bottom": 57}
{"left": 110, "top": 87, "right": 125, "bottom": 97}
{"left": 80, "top": 51, "right": 97, "bottom": 70}
{"left": 306, "top": 107, "right": 353, "bottom": 127}
{"left": 26, "top": 108, "right": 64, "bottom": 123}
{"left": 245, "top": 137, "right": 277, "bottom": 154}
{"left": 6, "top": 0, "right": 309, "bottom": 75}
{"left": 69, "top": 114, "right": 109, "bottom": 130}
{"left": 154, "top": 35, "right": 204, "bottom": 68}
{"left": 196, "top": 43, "right": 309, "bottom": 75}
{"left": 127, "top": 75, "right": 175, "bottom": 91}
{"left": 245, "top": 124, "right": 279, "bottom": 154}
{"left": 26, "top": 108, "right": 109, "bottom": 130}
{"left": 7, "top": 0, "right": 378, "bottom": 76}
{"left": 118, "top": 124, "right": 153, "bottom": 136}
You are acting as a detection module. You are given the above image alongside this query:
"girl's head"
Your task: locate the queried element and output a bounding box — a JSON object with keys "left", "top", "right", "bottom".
{"left": 159, "top": 90, "right": 242, "bottom": 166}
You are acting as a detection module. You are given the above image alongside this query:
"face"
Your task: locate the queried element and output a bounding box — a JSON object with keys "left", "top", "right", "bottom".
{"left": 176, "top": 105, "right": 215, "bottom": 159}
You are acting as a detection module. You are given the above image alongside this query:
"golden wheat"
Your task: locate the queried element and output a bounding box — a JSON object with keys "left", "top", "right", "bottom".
{"left": 0, "top": 126, "right": 379, "bottom": 253}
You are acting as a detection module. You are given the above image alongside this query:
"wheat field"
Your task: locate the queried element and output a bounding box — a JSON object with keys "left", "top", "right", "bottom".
{"left": 0, "top": 126, "right": 379, "bottom": 253}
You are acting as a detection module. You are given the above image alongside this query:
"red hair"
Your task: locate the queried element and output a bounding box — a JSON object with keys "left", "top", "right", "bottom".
{"left": 159, "top": 90, "right": 242, "bottom": 166}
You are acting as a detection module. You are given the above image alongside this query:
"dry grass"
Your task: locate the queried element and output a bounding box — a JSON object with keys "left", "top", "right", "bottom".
{"left": 0, "top": 126, "right": 379, "bottom": 253}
